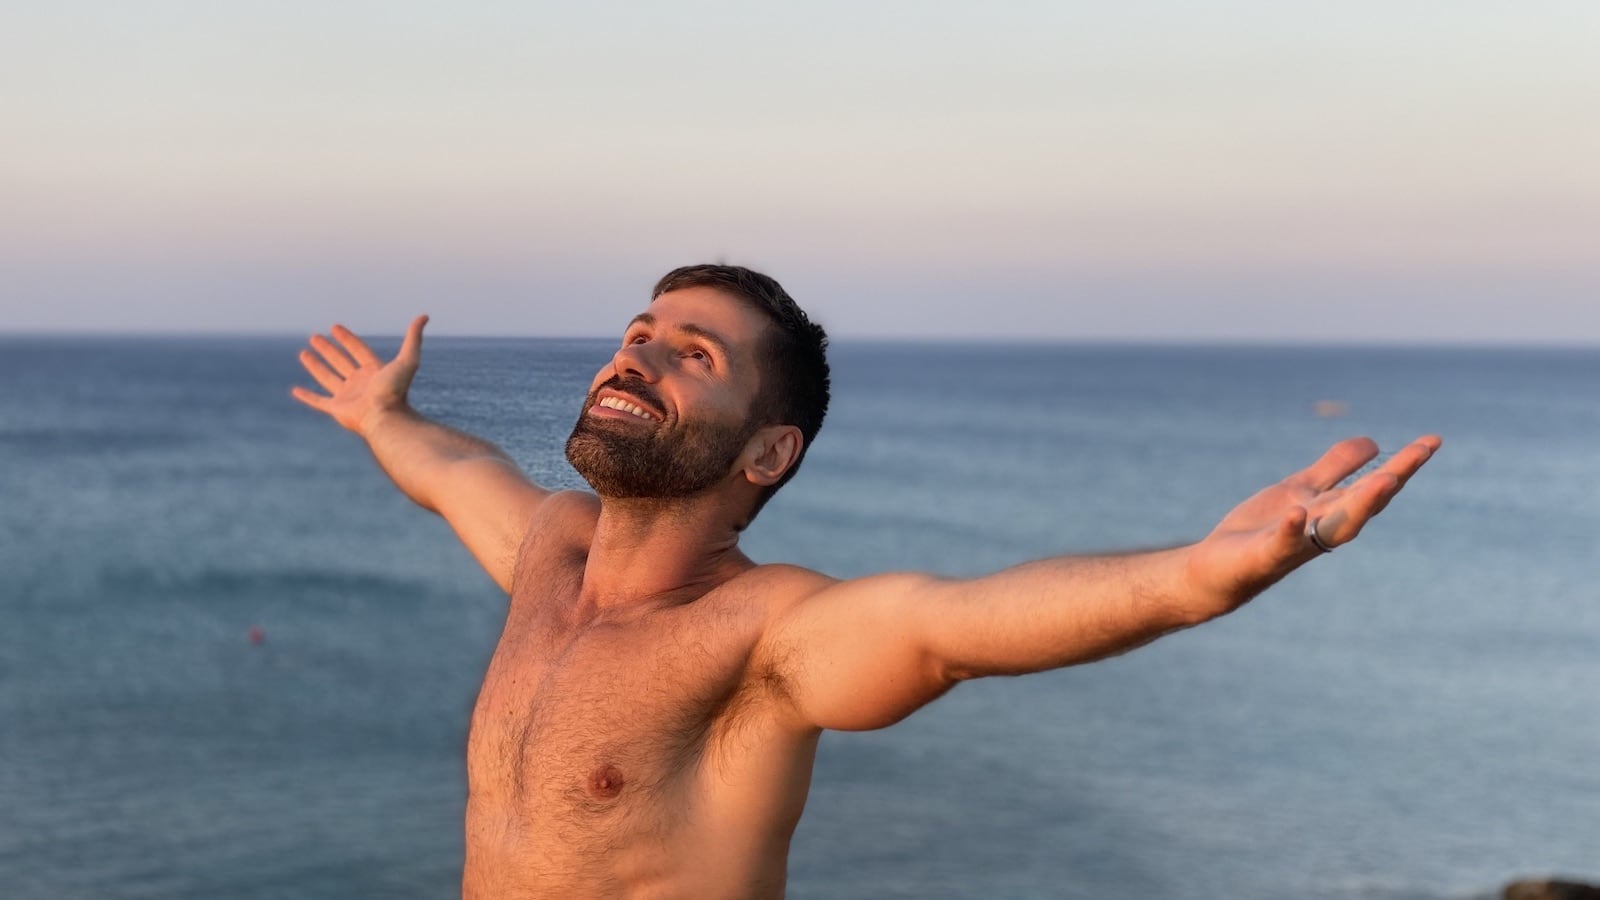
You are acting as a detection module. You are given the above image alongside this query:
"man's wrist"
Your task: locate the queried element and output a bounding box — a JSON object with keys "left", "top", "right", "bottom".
{"left": 358, "top": 401, "right": 414, "bottom": 440}
{"left": 1173, "top": 542, "right": 1242, "bottom": 627}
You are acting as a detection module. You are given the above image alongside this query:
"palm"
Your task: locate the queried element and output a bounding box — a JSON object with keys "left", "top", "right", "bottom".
{"left": 291, "top": 316, "right": 429, "bottom": 434}
{"left": 1187, "top": 435, "right": 1441, "bottom": 608}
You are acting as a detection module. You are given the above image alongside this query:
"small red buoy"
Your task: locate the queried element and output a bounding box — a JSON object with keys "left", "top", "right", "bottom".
{"left": 248, "top": 626, "right": 266, "bottom": 645}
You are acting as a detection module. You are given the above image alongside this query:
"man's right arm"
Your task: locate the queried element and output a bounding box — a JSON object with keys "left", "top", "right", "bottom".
{"left": 755, "top": 435, "right": 1440, "bottom": 733}
{"left": 291, "top": 316, "right": 552, "bottom": 593}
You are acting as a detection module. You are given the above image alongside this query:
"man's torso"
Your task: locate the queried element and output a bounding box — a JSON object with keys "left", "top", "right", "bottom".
{"left": 462, "top": 494, "right": 824, "bottom": 899}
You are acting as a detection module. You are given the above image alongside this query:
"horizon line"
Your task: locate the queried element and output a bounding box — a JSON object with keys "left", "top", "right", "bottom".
{"left": 2, "top": 328, "right": 1597, "bottom": 351}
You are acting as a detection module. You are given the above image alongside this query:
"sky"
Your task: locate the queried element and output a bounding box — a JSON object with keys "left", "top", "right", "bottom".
{"left": 3, "top": 1, "right": 1598, "bottom": 342}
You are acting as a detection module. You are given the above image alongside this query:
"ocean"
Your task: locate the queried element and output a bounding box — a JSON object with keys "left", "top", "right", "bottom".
{"left": 1, "top": 335, "right": 1596, "bottom": 899}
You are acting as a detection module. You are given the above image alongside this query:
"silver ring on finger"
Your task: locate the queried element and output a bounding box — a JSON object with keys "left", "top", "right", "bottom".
{"left": 1305, "top": 516, "right": 1335, "bottom": 554}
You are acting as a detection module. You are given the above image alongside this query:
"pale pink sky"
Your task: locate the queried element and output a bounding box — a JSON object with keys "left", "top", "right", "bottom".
{"left": 4, "top": 2, "right": 1597, "bottom": 342}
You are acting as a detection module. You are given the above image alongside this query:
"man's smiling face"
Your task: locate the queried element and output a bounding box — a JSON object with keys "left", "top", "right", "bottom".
{"left": 564, "top": 286, "right": 773, "bottom": 500}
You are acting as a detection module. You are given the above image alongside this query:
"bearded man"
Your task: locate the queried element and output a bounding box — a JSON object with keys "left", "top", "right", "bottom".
{"left": 291, "top": 264, "right": 1440, "bottom": 899}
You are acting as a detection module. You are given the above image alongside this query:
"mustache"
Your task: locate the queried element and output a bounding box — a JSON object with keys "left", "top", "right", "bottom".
{"left": 592, "top": 375, "right": 666, "bottom": 416}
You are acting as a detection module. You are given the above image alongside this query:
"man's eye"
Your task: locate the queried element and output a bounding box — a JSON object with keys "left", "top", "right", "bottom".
{"left": 627, "top": 335, "right": 648, "bottom": 345}
{"left": 686, "top": 349, "right": 710, "bottom": 363}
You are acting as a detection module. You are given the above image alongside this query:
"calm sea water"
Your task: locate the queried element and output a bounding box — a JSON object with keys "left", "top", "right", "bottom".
{"left": 1, "top": 335, "right": 1596, "bottom": 899}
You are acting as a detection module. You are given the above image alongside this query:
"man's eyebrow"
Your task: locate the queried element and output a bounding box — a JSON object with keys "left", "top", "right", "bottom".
{"left": 676, "top": 323, "right": 732, "bottom": 360}
{"left": 625, "top": 313, "right": 733, "bottom": 361}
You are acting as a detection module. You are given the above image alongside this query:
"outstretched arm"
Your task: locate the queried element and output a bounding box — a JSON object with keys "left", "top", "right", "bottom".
{"left": 291, "top": 316, "right": 551, "bottom": 592}
{"left": 759, "top": 435, "right": 1441, "bottom": 732}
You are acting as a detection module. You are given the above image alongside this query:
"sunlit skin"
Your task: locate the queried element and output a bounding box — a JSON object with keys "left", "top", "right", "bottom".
{"left": 292, "top": 286, "right": 1441, "bottom": 899}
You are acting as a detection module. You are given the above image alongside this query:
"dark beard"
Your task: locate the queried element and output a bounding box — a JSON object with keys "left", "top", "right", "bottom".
{"left": 564, "top": 377, "right": 758, "bottom": 500}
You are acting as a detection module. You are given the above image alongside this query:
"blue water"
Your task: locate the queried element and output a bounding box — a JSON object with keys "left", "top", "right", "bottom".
{"left": 2, "top": 335, "right": 1596, "bottom": 899}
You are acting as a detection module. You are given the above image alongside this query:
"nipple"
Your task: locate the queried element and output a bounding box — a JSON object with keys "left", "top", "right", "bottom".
{"left": 587, "top": 764, "right": 626, "bottom": 799}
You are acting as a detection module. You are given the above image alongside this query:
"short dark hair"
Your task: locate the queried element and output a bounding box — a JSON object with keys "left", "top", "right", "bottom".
{"left": 652, "top": 264, "right": 830, "bottom": 519}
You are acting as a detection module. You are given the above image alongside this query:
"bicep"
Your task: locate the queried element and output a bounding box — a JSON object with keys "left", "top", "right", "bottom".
{"left": 762, "top": 572, "right": 961, "bottom": 732}
{"left": 430, "top": 456, "right": 552, "bottom": 593}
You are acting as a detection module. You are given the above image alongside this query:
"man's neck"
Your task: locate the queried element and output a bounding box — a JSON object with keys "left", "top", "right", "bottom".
{"left": 579, "top": 495, "right": 754, "bottom": 612}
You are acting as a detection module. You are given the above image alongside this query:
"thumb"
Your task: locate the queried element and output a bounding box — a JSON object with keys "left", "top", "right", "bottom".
{"left": 1280, "top": 505, "right": 1309, "bottom": 546}
{"left": 399, "top": 314, "right": 429, "bottom": 363}
{"left": 1268, "top": 505, "right": 1310, "bottom": 564}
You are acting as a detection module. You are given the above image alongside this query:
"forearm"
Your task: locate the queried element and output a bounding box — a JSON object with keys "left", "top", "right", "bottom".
{"left": 360, "top": 404, "right": 517, "bottom": 513}
{"left": 929, "top": 545, "right": 1226, "bottom": 681}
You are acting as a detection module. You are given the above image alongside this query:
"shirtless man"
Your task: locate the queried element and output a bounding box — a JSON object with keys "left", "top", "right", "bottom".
{"left": 291, "top": 264, "right": 1440, "bottom": 899}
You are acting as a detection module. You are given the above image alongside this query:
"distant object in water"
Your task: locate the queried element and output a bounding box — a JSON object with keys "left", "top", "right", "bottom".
{"left": 1504, "top": 878, "right": 1600, "bottom": 899}
{"left": 1313, "top": 399, "right": 1349, "bottom": 418}
{"left": 248, "top": 626, "right": 266, "bottom": 645}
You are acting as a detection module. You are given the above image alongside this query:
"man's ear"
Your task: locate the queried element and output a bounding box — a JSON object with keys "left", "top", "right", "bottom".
{"left": 741, "top": 425, "right": 804, "bottom": 487}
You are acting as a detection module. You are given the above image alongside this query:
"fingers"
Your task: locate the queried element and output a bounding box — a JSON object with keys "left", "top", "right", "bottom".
{"left": 399, "top": 315, "right": 429, "bottom": 364}
{"left": 309, "top": 333, "right": 358, "bottom": 377}
{"left": 289, "top": 385, "right": 331, "bottom": 412}
{"left": 1323, "top": 434, "right": 1440, "bottom": 527}
{"left": 1302, "top": 435, "right": 1440, "bottom": 552}
{"left": 1310, "top": 471, "right": 1398, "bottom": 548}
{"left": 1359, "top": 435, "right": 1440, "bottom": 495}
{"left": 1293, "top": 436, "right": 1380, "bottom": 492}
{"left": 298, "top": 348, "right": 343, "bottom": 393}
{"left": 331, "top": 324, "right": 382, "bottom": 368}
{"left": 308, "top": 317, "right": 426, "bottom": 373}
{"left": 296, "top": 317, "right": 426, "bottom": 405}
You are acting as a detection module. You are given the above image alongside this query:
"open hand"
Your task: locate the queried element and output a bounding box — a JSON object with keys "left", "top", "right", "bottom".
{"left": 290, "top": 316, "right": 429, "bottom": 435}
{"left": 1186, "top": 434, "right": 1442, "bottom": 611}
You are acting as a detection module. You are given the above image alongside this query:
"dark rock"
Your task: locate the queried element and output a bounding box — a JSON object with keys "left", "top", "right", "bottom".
{"left": 1504, "top": 879, "right": 1600, "bottom": 900}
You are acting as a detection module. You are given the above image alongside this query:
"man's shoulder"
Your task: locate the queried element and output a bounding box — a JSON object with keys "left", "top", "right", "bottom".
{"left": 730, "top": 562, "right": 835, "bottom": 598}
{"left": 541, "top": 488, "right": 601, "bottom": 519}
{"left": 508, "top": 490, "right": 598, "bottom": 587}
{"left": 527, "top": 489, "right": 600, "bottom": 543}
{"left": 711, "top": 563, "right": 839, "bottom": 629}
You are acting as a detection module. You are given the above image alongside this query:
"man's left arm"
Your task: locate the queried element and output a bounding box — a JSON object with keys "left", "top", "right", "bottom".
{"left": 757, "top": 435, "right": 1440, "bottom": 733}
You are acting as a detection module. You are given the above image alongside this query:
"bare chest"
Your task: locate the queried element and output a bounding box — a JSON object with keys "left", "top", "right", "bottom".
{"left": 467, "top": 576, "right": 763, "bottom": 831}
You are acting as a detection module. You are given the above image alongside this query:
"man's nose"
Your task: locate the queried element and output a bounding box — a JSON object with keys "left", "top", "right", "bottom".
{"left": 612, "top": 341, "right": 660, "bottom": 382}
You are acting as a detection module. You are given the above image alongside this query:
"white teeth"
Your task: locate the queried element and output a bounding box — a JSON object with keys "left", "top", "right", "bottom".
{"left": 598, "top": 396, "right": 655, "bottom": 420}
